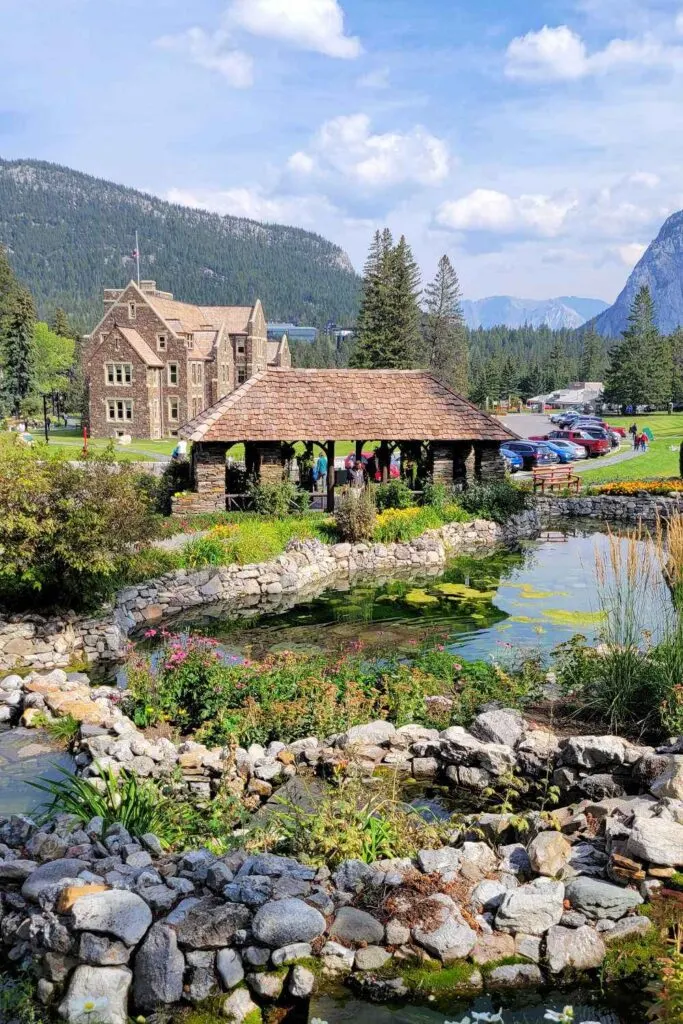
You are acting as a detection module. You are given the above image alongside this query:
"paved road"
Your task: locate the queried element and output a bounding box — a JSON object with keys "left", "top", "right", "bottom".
{"left": 500, "top": 412, "right": 643, "bottom": 475}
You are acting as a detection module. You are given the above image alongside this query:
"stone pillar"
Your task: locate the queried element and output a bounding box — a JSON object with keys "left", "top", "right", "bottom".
{"left": 453, "top": 442, "right": 474, "bottom": 491}
{"left": 191, "top": 442, "right": 227, "bottom": 512}
{"left": 474, "top": 442, "right": 506, "bottom": 482}
{"left": 431, "top": 443, "right": 456, "bottom": 485}
{"left": 256, "top": 442, "right": 287, "bottom": 483}
{"left": 378, "top": 441, "right": 391, "bottom": 483}
{"left": 326, "top": 440, "right": 335, "bottom": 512}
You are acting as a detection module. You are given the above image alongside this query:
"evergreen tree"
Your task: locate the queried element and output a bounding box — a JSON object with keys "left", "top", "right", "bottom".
{"left": 579, "top": 328, "right": 606, "bottom": 382}
{"left": 51, "top": 307, "right": 73, "bottom": 338}
{"left": 670, "top": 328, "right": 683, "bottom": 403}
{"left": 351, "top": 230, "right": 393, "bottom": 369}
{"left": 384, "top": 235, "right": 422, "bottom": 368}
{"left": 424, "top": 255, "right": 468, "bottom": 393}
{"left": 3, "top": 288, "right": 37, "bottom": 413}
{"left": 604, "top": 286, "right": 670, "bottom": 407}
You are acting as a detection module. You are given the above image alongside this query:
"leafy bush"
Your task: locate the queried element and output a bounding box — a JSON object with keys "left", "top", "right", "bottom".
{"left": 459, "top": 480, "right": 529, "bottom": 523}
{"left": 247, "top": 480, "right": 309, "bottom": 516}
{"left": 0, "top": 436, "right": 159, "bottom": 610}
{"left": 373, "top": 506, "right": 441, "bottom": 542}
{"left": 245, "top": 776, "right": 448, "bottom": 868}
{"left": 122, "top": 546, "right": 182, "bottom": 583}
{"left": 30, "top": 764, "right": 182, "bottom": 845}
{"left": 153, "top": 459, "right": 192, "bottom": 514}
{"left": 335, "top": 487, "right": 377, "bottom": 542}
{"left": 422, "top": 481, "right": 453, "bottom": 511}
{"left": 375, "top": 479, "right": 415, "bottom": 511}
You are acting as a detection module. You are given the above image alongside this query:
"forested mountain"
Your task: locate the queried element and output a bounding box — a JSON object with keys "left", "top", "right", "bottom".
{"left": 593, "top": 211, "right": 683, "bottom": 336}
{"left": 0, "top": 159, "right": 361, "bottom": 329}
{"left": 462, "top": 295, "right": 609, "bottom": 330}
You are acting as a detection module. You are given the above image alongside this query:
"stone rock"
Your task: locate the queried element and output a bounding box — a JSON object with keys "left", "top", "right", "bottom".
{"left": 332, "top": 859, "right": 375, "bottom": 892}
{"left": 70, "top": 890, "right": 152, "bottom": 946}
{"left": 330, "top": 906, "right": 384, "bottom": 945}
{"left": 471, "top": 932, "right": 515, "bottom": 965}
{"left": 222, "top": 986, "right": 258, "bottom": 1023}
{"left": 561, "top": 735, "right": 642, "bottom": 770}
{"left": 626, "top": 815, "right": 683, "bottom": 866}
{"left": 22, "top": 859, "right": 90, "bottom": 902}
{"left": 57, "top": 885, "right": 110, "bottom": 913}
{"left": 59, "top": 965, "right": 132, "bottom": 1024}
{"left": 515, "top": 933, "right": 541, "bottom": 962}
{"left": 459, "top": 842, "right": 498, "bottom": 881}
{"left": 173, "top": 897, "right": 250, "bottom": 949}
{"left": 471, "top": 880, "right": 508, "bottom": 912}
{"left": 133, "top": 924, "right": 185, "bottom": 1011}
{"left": 246, "top": 971, "right": 284, "bottom": 1000}
{"left": 355, "top": 946, "right": 392, "bottom": 970}
{"left": 289, "top": 964, "right": 315, "bottom": 998}
{"left": 252, "top": 898, "right": 325, "bottom": 947}
{"left": 470, "top": 708, "right": 525, "bottom": 748}
{"left": 385, "top": 918, "right": 410, "bottom": 945}
{"left": 79, "top": 934, "right": 130, "bottom": 966}
{"left": 487, "top": 963, "right": 543, "bottom": 988}
{"left": 545, "top": 924, "right": 606, "bottom": 973}
{"left": 417, "top": 847, "right": 461, "bottom": 876}
{"left": 271, "top": 941, "right": 312, "bottom": 966}
{"left": 528, "top": 832, "right": 572, "bottom": 878}
{"left": 565, "top": 877, "right": 643, "bottom": 921}
{"left": 0, "top": 859, "right": 37, "bottom": 881}
{"left": 412, "top": 896, "right": 477, "bottom": 962}
{"left": 339, "top": 721, "right": 396, "bottom": 747}
{"left": 603, "top": 915, "right": 652, "bottom": 944}
{"left": 496, "top": 879, "right": 565, "bottom": 936}
{"left": 650, "top": 755, "right": 683, "bottom": 800}
{"left": 217, "top": 948, "right": 244, "bottom": 989}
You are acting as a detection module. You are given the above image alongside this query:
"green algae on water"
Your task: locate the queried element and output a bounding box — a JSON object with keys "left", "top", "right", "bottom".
{"left": 541, "top": 608, "right": 606, "bottom": 626}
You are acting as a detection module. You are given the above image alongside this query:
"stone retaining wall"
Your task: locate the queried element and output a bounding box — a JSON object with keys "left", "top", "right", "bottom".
{"left": 0, "top": 511, "right": 542, "bottom": 672}
{"left": 0, "top": 668, "right": 678, "bottom": 1022}
{"left": 538, "top": 492, "right": 683, "bottom": 524}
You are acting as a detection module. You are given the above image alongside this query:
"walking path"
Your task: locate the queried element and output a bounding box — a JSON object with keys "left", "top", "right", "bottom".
{"left": 573, "top": 447, "right": 641, "bottom": 473}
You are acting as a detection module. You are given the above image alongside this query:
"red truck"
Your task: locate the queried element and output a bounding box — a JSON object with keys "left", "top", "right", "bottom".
{"left": 529, "top": 429, "right": 610, "bottom": 457}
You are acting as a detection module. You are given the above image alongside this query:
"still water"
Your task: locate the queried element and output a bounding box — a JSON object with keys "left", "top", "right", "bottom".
{"left": 0, "top": 727, "right": 74, "bottom": 816}
{"left": 157, "top": 525, "right": 670, "bottom": 664}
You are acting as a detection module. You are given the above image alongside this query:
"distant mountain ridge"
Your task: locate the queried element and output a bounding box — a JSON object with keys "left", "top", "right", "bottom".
{"left": 593, "top": 211, "right": 683, "bottom": 337}
{"left": 0, "top": 158, "right": 361, "bottom": 329}
{"left": 462, "top": 295, "right": 609, "bottom": 331}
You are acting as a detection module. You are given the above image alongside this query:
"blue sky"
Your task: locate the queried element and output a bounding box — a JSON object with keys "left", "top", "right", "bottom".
{"left": 2, "top": 0, "right": 683, "bottom": 301}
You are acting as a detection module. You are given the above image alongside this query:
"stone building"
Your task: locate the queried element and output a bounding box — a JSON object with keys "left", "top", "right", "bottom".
{"left": 82, "top": 280, "right": 290, "bottom": 438}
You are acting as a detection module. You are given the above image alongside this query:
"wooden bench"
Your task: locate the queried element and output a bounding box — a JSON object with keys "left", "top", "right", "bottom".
{"left": 532, "top": 463, "right": 581, "bottom": 493}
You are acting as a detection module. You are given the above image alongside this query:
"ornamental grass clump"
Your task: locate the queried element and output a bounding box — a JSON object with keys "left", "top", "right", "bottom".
{"left": 335, "top": 487, "right": 377, "bottom": 542}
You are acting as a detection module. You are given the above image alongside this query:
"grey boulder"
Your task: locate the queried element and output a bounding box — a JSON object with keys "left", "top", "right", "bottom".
{"left": 251, "top": 898, "right": 325, "bottom": 947}
{"left": 565, "top": 877, "right": 643, "bottom": 921}
{"left": 626, "top": 815, "right": 683, "bottom": 866}
{"left": 412, "top": 895, "right": 476, "bottom": 962}
{"left": 496, "top": 879, "right": 565, "bottom": 936}
{"left": 133, "top": 923, "right": 185, "bottom": 1010}
{"left": 59, "top": 965, "right": 132, "bottom": 1024}
{"left": 22, "top": 859, "right": 90, "bottom": 901}
{"left": 545, "top": 925, "right": 606, "bottom": 973}
{"left": 470, "top": 708, "right": 525, "bottom": 748}
{"left": 173, "top": 896, "right": 251, "bottom": 949}
{"left": 217, "top": 948, "right": 245, "bottom": 989}
{"left": 70, "top": 890, "right": 152, "bottom": 946}
{"left": 330, "top": 906, "right": 384, "bottom": 945}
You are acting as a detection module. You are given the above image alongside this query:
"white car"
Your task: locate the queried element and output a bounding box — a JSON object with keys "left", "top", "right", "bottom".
{"left": 547, "top": 438, "right": 588, "bottom": 459}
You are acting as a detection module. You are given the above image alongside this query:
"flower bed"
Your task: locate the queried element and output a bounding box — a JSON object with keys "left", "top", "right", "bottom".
{"left": 590, "top": 479, "right": 683, "bottom": 496}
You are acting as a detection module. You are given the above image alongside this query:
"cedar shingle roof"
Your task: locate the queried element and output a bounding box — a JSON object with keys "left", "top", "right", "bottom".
{"left": 117, "top": 328, "right": 164, "bottom": 368}
{"left": 180, "top": 369, "right": 518, "bottom": 443}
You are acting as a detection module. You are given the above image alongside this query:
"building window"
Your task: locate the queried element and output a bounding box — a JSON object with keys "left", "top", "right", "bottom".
{"left": 220, "top": 364, "right": 227, "bottom": 383}
{"left": 105, "top": 362, "right": 132, "bottom": 385}
{"left": 157, "top": 334, "right": 167, "bottom": 352}
{"left": 237, "top": 368, "right": 247, "bottom": 385}
{"left": 128, "top": 302, "right": 136, "bottom": 320}
{"left": 107, "top": 399, "right": 133, "bottom": 422}
{"left": 167, "top": 363, "right": 179, "bottom": 386}
{"left": 192, "top": 396, "right": 203, "bottom": 417}
{"left": 190, "top": 361, "right": 203, "bottom": 386}
{"left": 168, "top": 398, "right": 179, "bottom": 421}
{"left": 237, "top": 341, "right": 245, "bottom": 354}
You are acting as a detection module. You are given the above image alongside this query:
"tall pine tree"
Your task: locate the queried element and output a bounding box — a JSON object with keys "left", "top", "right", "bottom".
{"left": 51, "top": 307, "right": 73, "bottom": 338}
{"left": 579, "top": 328, "right": 606, "bottom": 382}
{"left": 351, "top": 229, "right": 393, "bottom": 368}
{"left": 3, "top": 288, "right": 37, "bottom": 414}
{"left": 424, "top": 255, "right": 468, "bottom": 394}
{"left": 604, "top": 286, "right": 671, "bottom": 408}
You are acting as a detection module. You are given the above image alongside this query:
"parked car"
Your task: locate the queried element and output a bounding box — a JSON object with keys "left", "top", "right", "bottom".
{"left": 535, "top": 441, "right": 577, "bottom": 464}
{"left": 500, "top": 441, "right": 559, "bottom": 471}
{"left": 537, "top": 429, "right": 610, "bottom": 457}
{"left": 500, "top": 447, "right": 523, "bottom": 473}
{"left": 545, "top": 438, "right": 587, "bottom": 460}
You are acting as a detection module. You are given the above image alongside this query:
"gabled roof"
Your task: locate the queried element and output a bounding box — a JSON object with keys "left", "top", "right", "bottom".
{"left": 180, "top": 368, "right": 518, "bottom": 444}
{"left": 117, "top": 328, "right": 164, "bottom": 367}
{"left": 146, "top": 295, "right": 254, "bottom": 335}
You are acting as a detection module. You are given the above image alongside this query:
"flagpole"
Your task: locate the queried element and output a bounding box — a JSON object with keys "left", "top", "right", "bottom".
{"left": 135, "top": 231, "right": 140, "bottom": 286}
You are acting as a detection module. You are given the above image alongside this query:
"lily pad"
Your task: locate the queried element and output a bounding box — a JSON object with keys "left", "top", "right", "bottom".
{"left": 435, "top": 583, "right": 496, "bottom": 600}
{"left": 404, "top": 589, "right": 440, "bottom": 606}
{"left": 541, "top": 609, "right": 606, "bottom": 627}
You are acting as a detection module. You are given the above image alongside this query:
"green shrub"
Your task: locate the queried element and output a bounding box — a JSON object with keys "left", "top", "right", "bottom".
{"left": 459, "top": 480, "right": 529, "bottom": 523}
{"left": 335, "top": 487, "right": 377, "bottom": 542}
{"left": 0, "top": 971, "right": 45, "bottom": 1024}
{"left": 153, "top": 460, "right": 192, "bottom": 514}
{"left": 247, "top": 480, "right": 309, "bottom": 516}
{"left": 0, "top": 436, "right": 159, "bottom": 610}
{"left": 373, "top": 506, "right": 443, "bottom": 543}
{"left": 375, "top": 479, "right": 415, "bottom": 511}
{"left": 422, "top": 481, "right": 452, "bottom": 511}
{"left": 121, "top": 546, "right": 182, "bottom": 583}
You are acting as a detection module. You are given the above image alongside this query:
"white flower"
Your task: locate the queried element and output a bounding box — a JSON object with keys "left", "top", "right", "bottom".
{"left": 544, "top": 1010, "right": 574, "bottom": 1024}
{"left": 72, "top": 996, "right": 109, "bottom": 1019}
{"left": 310, "top": 1019, "right": 329, "bottom": 1024}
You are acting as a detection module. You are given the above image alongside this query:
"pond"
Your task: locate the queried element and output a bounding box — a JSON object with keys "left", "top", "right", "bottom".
{"left": 150, "top": 524, "right": 671, "bottom": 665}
{"left": 0, "top": 727, "right": 74, "bottom": 817}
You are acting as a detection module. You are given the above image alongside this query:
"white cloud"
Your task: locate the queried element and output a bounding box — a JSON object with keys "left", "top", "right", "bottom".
{"left": 436, "top": 188, "right": 576, "bottom": 237}
{"left": 629, "top": 171, "right": 660, "bottom": 187}
{"left": 505, "top": 24, "right": 683, "bottom": 81}
{"left": 166, "top": 186, "right": 337, "bottom": 226}
{"left": 155, "top": 27, "right": 253, "bottom": 87}
{"left": 617, "top": 241, "right": 648, "bottom": 265}
{"left": 289, "top": 114, "right": 450, "bottom": 188}
{"left": 227, "top": 0, "right": 361, "bottom": 59}
{"left": 676, "top": 11, "right": 683, "bottom": 34}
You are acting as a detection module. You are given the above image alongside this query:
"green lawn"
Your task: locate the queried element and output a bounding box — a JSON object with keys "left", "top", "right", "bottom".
{"left": 1, "top": 428, "right": 177, "bottom": 462}
{"left": 579, "top": 413, "right": 683, "bottom": 484}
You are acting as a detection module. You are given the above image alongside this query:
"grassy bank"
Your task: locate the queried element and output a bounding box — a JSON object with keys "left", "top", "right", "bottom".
{"left": 580, "top": 413, "right": 683, "bottom": 484}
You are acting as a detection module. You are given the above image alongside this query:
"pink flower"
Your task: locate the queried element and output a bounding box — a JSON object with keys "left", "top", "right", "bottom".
{"left": 436, "top": 645, "right": 445, "bottom": 652}
{"left": 453, "top": 663, "right": 462, "bottom": 671}
{"left": 144, "top": 629, "right": 157, "bottom": 638}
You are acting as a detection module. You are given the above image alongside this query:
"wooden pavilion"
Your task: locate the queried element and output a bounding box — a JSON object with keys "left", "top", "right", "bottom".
{"left": 177, "top": 368, "right": 518, "bottom": 513}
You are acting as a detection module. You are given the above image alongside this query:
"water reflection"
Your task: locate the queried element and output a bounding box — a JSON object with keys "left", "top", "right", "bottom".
{"left": 0, "top": 728, "right": 74, "bottom": 816}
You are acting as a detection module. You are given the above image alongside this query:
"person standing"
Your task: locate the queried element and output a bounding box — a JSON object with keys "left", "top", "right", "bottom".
{"left": 350, "top": 460, "right": 365, "bottom": 488}
{"left": 315, "top": 452, "right": 328, "bottom": 492}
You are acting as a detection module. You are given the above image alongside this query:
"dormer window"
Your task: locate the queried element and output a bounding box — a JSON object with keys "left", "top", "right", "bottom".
{"left": 128, "top": 302, "right": 136, "bottom": 320}
{"left": 157, "top": 334, "right": 167, "bottom": 352}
